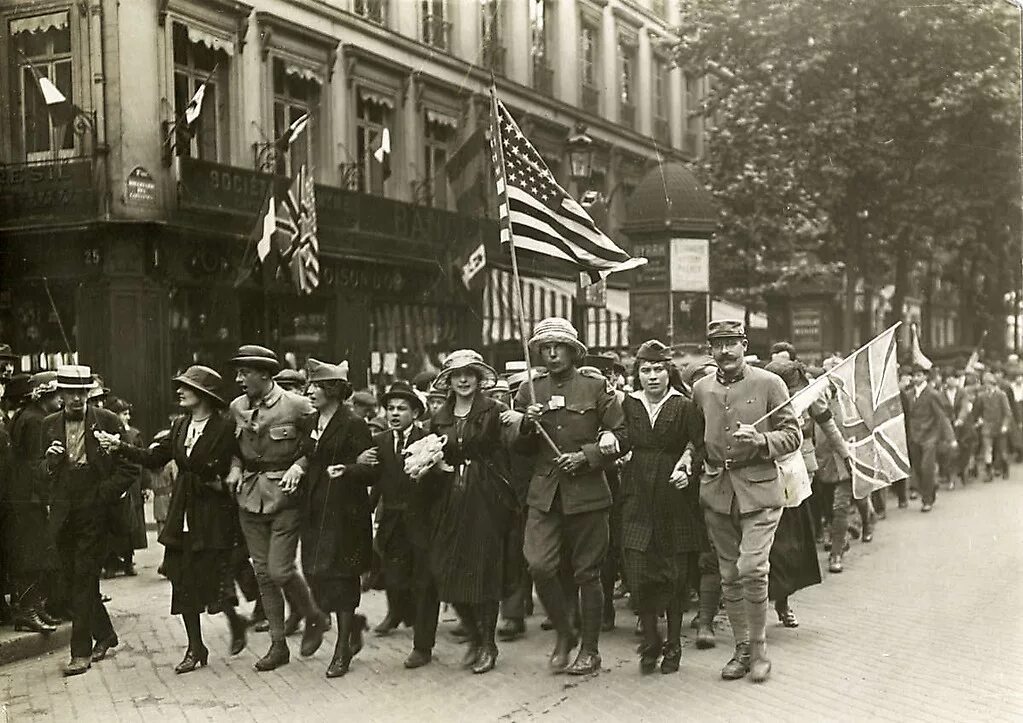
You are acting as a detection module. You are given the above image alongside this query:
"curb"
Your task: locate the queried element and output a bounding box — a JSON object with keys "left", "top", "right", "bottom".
{"left": 0, "top": 624, "right": 71, "bottom": 668}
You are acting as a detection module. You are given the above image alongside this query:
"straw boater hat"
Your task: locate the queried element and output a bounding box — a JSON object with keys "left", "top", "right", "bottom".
{"left": 528, "top": 317, "right": 587, "bottom": 359}
{"left": 229, "top": 345, "right": 281, "bottom": 373}
{"left": 56, "top": 365, "right": 94, "bottom": 389}
{"left": 305, "top": 358, "right": 353, "bottom": 399}
{"left": 381, "top": 380, "right": 425, "bottom": 414}
{"left": 172, "top": 365, "right": 227, "bottom": 406}
{"left": 434, "top": 349, "right": 498, "bottom": 391}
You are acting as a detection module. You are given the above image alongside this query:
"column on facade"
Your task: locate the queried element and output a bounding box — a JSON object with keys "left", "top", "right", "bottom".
{"left": 636, "top": 27, "right": 652, "bottom": 137}
{"left": 505, "top": 0, "right": 529, "bottom": 86}
{"left": 555, "top": 0, "right": 579, "bottom": 105}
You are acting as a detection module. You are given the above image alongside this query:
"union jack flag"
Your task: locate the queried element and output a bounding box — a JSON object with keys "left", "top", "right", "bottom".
{"left": 275, "top": 164, "right": 320, "bottom": 294}
{"left": 829, "top": 324, "right": 911, "bottom": 499}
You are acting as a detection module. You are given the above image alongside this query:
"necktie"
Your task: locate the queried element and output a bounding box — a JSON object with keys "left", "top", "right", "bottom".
{"left": 395, "top": 430, "right": 402, "bottom": 456}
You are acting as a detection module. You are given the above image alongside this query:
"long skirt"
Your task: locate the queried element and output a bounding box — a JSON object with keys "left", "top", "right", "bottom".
{"left": 308, "top": 573, "right": 361, "bottom": 614}
{"left": 163, "top": 540, "right": 236, "bottom": 615}
{"left": 768, "top": 499, "right": 822, "bottom": 601}
{"left": 622, "top": 547, "right": 698, "bottom": 613}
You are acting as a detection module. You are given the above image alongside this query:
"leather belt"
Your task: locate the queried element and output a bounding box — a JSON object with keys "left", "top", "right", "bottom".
{"left": 706, "top": 457, "right": 761, "bottom": 471}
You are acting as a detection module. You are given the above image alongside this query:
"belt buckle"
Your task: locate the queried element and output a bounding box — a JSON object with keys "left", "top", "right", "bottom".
{"left": 723, "top": 458, "right": 734, "bottom": 470}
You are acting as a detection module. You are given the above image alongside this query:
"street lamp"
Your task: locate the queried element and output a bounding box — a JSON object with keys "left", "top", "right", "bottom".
{"left": 566, "top": 124, "right": 594, "bottom": 186}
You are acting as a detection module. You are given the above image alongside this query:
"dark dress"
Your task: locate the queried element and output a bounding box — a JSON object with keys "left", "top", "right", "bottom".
{"left": 428, "top": 394, "right": 516, "bottom": 604}
{"left": 5, "top": 405, "right": 59, "bottom": 576}
{"left": 297, "top": 407, "right": 375, "bottom": 613}
{"left": 119, "top": 413, "right": 241, "bottom": 614}
{"left": 620, "top": 390, "right": 706, "bottom": 612}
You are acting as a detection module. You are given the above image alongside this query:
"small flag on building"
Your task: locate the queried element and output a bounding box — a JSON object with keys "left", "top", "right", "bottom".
{"left": 372, "top": 127, "right": 392, "bottom": 181}
{"left": 24, "top": 60, "right": 85, "bottom": 130}
{"left": 908, "top": 322, "right": 933, "bottom": 370}
{"left": 276, "top": 113, "right": 309, "bottom": 151}
{"left": 182, "top": 83, "right": 206, "bottom": 131}
{"left": 489, "top": 94, "right": 645, "bottom": 280}
{"left": 275, "top": 165, "right": 320, "bottom": 294}
{"left": 829, "top": 324, "right": 911, "bottom": 499}
{"left": 459, "top": 242, "right": 487, "bottom": 290}
{"left": 253, "top": 191, "right": 276, "bottom": 263}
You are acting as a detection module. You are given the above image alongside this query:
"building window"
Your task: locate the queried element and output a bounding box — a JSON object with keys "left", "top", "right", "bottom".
{"left": 172, "top": 23, "right": 229, "bottom": 161}
{"left": 10, "top": 12, "right": 74, "bottom": 161}
{"left": 354, "top": 0, "right": 387, "bottom": 24}
{"left": 423, "top": 111, "right": 456, "bottom": 208}
{"left": 355, "top": 88, "right": 393, "bottom": 196}
{"left": 272, "top": 58, "right": 319, "bottom": 175}
{"left": 481, "top": 0, "right": 505, "bottom": 75}
{"left": 653, "top": 59, "right": 670, "bottom": 146}
{"left": 530, "top": 0, "right": 554, "bottom": 95}
{"left": 619, "top": 41, "right": 636, "bottom": 129}
{"left": 580, "top": 24, "right": 599, "bottom": 114}
{"left": 422, "top": 0, "right": 451, "bottom": 51}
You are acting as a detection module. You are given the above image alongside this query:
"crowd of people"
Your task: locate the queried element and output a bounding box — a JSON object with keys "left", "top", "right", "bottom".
{"left": 0, "top": 320, "right": 1019, "bottom": 684}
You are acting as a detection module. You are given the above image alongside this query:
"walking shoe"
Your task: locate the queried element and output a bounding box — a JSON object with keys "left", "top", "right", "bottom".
{"left": 749, "top": 641, "right": 771, "bottom": 683}
{"left": 14, "top": 610, "right": 57, "bottom": 635}
{"left": 721, "top": 642, "right": 751, "bottom": 680}
{"left": 174, "top": 645, "right": 209, "bottom": 674}
{"left": 828, "top": 556, "right": 843, "bottom": 573}
{"left": 921, "top": 503, "right": 933, "bottom": 513}
{"left": 639, "top": 642, "right": 662, "bottom": 674}
{"left": 403, "top": 648, "right": 432, "bottom": 669}
{"left": 548, "top": 633, "right": 578, "bottom": 672}
{"left": 472, "top": 643, "right": 498, "bottom": 674}
{"left": 300, "top": 612, "right": 330, "bottom": 657}
{"left": 565, "top": 649, "right": 601, "bottom": 676}
{"left": 91, "top": 634, "right": 119, "bottom": 662}
{"left": 254, "top": 640, "right": 290, "bottom": 671}
{"left": 540, "top": 617, "right": 555, "bottom": 631}
{"left": 862, "top": 526, "right": 874, "bottom": 543}
{"left": 63, "top": 656, "right": 91, "bottom": 676}
{"left": 374, "top": 612, "right": 401, "bottom": 636}
{"left": 660, "top": 642, "right": 682, "bottom": 674}
{"left": 497, "top": 618, "right": 526, "bottom": 641}
{"left": 695, "top": 621, "right": 716, "bottom": 649}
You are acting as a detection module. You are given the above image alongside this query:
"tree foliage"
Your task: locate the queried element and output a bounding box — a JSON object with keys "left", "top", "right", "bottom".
{"left": 673, "top": 0, "right": 1021, "bottom": 349}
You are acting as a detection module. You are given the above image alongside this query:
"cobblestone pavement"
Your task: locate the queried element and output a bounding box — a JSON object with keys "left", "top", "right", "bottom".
{"left": 2, "top": 473, "right": 1022, "bottom": 723}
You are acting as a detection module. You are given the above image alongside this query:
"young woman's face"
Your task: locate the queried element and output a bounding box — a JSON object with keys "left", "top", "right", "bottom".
{"left": 176, "top": 385, "right": 202, "bottom": 410}
{"left": 306, "top": 382, "right": 330, "bottom": 410}
{"left": 450, "top": 370, "right": 479, "bottom": 399}
{"left": 638, "top": 361, "right": 669, "bottom": 396}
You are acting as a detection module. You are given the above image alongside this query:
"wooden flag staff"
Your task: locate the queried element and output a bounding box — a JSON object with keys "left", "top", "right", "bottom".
{"left": 490, "top": 83, "right": 561, "bottom": 457}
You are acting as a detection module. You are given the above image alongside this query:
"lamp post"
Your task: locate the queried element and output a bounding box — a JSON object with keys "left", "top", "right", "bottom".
{"left": 566, "top": 125, "right": 599, "bottom": 347}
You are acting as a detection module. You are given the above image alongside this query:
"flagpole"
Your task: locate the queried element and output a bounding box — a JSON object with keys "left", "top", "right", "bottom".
{"left": 490, "top": 82, "right": 561, "bottom": 457}
{"left": 163, "top": 61, "right": 220, "bottom": 150}
{"left": 751, "top": 322, "right": 903, "bottom": 426}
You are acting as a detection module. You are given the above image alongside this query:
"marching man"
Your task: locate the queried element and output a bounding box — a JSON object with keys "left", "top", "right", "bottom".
{"left": 690, "top": 321, "right": 801, "bottom": 683}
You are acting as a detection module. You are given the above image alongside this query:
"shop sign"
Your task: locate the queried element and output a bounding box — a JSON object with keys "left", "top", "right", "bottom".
{"left": 631, "top": 241, "right": 669, "bottom": 290}
{"left": 0, "top": 159, "right": 96, "bottom": 227}
{"left": 791, "top": 306, "right": 823, "bottom": 350}
{"left": 669, "top": 238, "right": 710, "bottom": 293}
{"left": 125, "top": 166, "right": 157, "bottom": 206}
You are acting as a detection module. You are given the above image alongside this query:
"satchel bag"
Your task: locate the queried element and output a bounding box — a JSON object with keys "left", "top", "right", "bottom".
{"left": 775, "top": 429, "right": 811, "bottom": 508}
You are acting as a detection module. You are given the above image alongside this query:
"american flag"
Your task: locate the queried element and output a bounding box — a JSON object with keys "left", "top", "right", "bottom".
{"left": 829, "top": 324, "right": 911, "bottom": 499}
{"left": 275, "top": 165, "right": 320, "bottom": 294}
{"left": 489, "top": 96, "right": 645, "bottom": 278}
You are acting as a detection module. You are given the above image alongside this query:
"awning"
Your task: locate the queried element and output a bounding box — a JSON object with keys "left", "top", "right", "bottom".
{"left": 10, "top": 11, "right": 68, "bottom": 35}
{"left": 425, "top": 108, "right": 458, "bottom": 129}
{"left": 483, "top": 269, "right": 630, "bottom": 351}
{"left": 370, "top": 302, "right": 464, "bottom": 356}
{"left": 186, "top": 24, "right": 235, "bottom": 57}
{"left": 284, "top": 61, "right": 323, "bottom": 85}
{"left": 359, "top": 87, "right": 395, "bottom": 109}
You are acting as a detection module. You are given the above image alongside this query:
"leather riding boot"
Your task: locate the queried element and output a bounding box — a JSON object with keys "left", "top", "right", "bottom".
{"left": 533, "top": 576, "right": 576, "bottom": 672}
{"left": 565, "top": 581, "right": 602, "bottom": 676}
{"left": 722, "top": 597, "right": 749, "bottom": 647}
{"left": 281, "top": 576, "right": 328, "bottom": 657}
{"left": 454, "top": 604, "right": 482, "bottom": 669}
{"left": 326, "top": 612, "right": 354, "bottom": 678}
{"left": 696, "top": 573, "right": 720, "bottom": 649}
{"left": 747, "top": 597, "right": 771, "bottom": 683}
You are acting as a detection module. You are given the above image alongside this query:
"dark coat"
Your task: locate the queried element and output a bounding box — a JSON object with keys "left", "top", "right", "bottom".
{"left": 109, "top": 427, "right": 148, "bottom": 551}
{"left": 118, "top": 413, "right": 240, "bottom": 552}
{"left": 40, "top": 407, "right": 138, "bottom": 534}
{"left": 5, "top": 404, "right": 58, "bottom": 573}
{"left": 903, "top": 385, "right": 955, "bottom": 446}
{"left": 428, "top": 394, "right": 516, "bottom": 603}
{"left": 298, "top": 407, "right": 376, "bottom": 579}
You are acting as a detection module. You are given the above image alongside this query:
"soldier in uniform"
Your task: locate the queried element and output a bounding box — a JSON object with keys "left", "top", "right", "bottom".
{"left": 691, "top": 321, "right": 801, "bottom": 683}
{"left": 226, "top": 345, "right": 330, "bottom": 672}
{"left": 515, "top": 318, "right": 629, "bottom": 676}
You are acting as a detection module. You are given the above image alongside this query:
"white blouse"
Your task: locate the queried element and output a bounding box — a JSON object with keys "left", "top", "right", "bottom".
{"left": 629, "top": 386, "right": 683, "bottom": 427}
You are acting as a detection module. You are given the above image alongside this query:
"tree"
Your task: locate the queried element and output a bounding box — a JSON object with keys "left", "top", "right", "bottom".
{"left": 673, "top": 0, "right": 1021, "bottom": 351}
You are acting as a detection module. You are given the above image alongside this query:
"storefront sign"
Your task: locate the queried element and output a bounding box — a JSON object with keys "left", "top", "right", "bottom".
{"left": 125, "top": 166, "right": 157, "bottom": 206}
{"left": 791, "top": 306, "right": 823, "bottom": 350}
{"left": 670, "top": 238, "right": 710, "bottom": 293}
{"left": 631, "top": 241, "right": 669, "bottom": 290}
{"left": 0, "top": 159, "right": 96, "bottom": 227}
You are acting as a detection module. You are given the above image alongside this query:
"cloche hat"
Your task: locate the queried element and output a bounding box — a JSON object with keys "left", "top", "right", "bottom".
{"left": 528, "top": 317, "right": 587, "bottom": 359}
{"left": 434, "top": 349, "right": 498, "bottom": 391}
{"left": 172, "top": 365, "right": 227, "bottom": 406}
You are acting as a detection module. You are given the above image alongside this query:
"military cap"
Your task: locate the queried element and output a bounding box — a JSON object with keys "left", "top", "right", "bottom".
{"left": 707, "top": 319, "right": 746, "bottom": 340}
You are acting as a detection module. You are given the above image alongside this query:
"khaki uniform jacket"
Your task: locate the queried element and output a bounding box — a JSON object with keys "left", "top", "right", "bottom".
{"left": 230, "top": 383, "right": 314, "bottom": 515}
{"left": 513, "top": 368, "right": 629, "bottom": 515}
{"left": 692, "top": 365, "right": 801, "bottom": 515}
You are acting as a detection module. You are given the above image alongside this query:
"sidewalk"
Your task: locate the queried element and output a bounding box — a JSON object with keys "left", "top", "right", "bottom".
{"left": 2, "top": 474, "right": 1022, "bottom": 722}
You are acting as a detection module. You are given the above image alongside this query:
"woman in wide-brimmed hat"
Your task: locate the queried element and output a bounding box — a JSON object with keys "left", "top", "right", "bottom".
{"left": 295, "top": 359, "right": 375, "bottom": 679}
{"left": 102, "top": 365, "right": 247, "bottom": 674}
{"left": 619, "top": 339, "right": 706, "bottom": 675}
{"left": 425, "top": 349, "right": 515, "bottom": 674}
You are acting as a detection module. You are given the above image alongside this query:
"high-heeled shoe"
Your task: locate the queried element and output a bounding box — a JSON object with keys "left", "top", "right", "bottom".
{"left": 471, "top": 643, "right": 498, "bottom": 674}
{"left": 349, "top": 614, "right": 367, "bottom": 657}
{"left": 174, "top": 646, "right": 209, "bottom": 674}
{"left": 228, "top": 613, "right": 247, "bottom": 656}
{"left": 326, "top": 639, "right": 353, "bottom": 679}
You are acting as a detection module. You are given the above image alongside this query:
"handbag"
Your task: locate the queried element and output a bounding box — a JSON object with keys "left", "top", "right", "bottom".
{"left": 775, "top": 429, "right": 811, "bottom": 508}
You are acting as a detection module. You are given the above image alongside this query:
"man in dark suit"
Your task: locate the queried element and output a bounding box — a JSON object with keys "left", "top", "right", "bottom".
{"left": 39, "top": 365, "right": 137, "bottom": 676}
{"left": 903, "top": 364, "right": 956, "bottom": 511}
{"left": 358, "top": 382, "right": 437, "bottom": 668}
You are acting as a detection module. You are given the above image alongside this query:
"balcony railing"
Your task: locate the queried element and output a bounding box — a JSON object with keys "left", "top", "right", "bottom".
{"left": 581, "top": 84, "right": 600, "bottom": 115}
{"left": 423, "top": 15, "right": 452, "bottom": 51}
{"left": 533, "top": 61, "right": 554, "bottom": 96}
{"left": 482, "top": 41, "right": 507, "bottom": 76}
{"left": 655, "top": 117, "right": 670, "bottom": 147}
{"left": 354, "top": 0, "right": 386, "bottom": 24}
{"left": 620, "top": 101, "right": 635, "bottom": 129}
